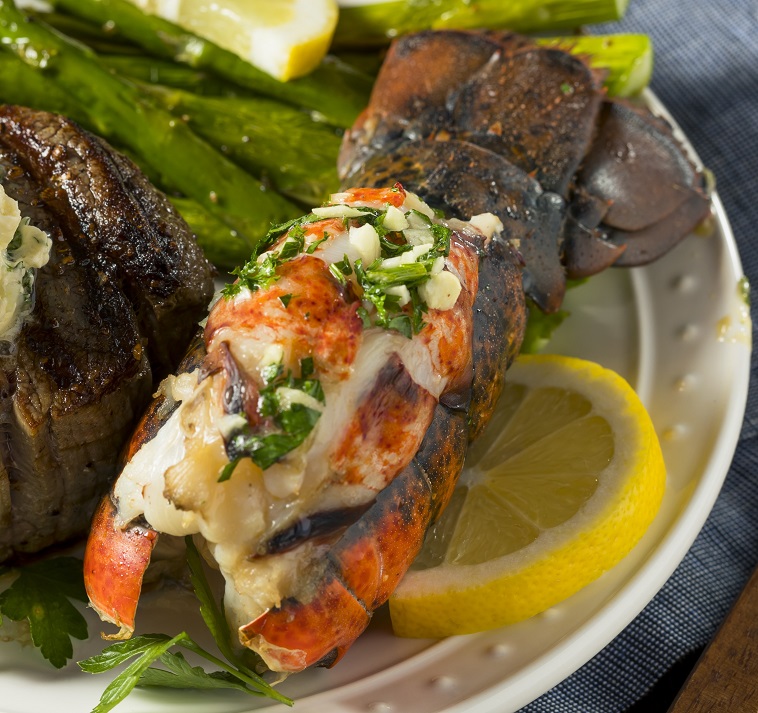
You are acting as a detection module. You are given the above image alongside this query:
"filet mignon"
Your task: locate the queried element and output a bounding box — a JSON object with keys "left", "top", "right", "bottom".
{"left": 0, "top": 106, "right": 215, "bottom": 562}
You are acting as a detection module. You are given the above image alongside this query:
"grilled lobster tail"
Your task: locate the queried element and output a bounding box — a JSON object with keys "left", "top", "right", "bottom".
{"left": 84, "top": 184, "right": 525, "bottom": 671}
{"left": 241, "top": 229, "right": 525, "bottom": 670}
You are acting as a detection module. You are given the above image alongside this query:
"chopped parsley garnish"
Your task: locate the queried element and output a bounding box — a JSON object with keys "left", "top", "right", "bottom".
{"left": 354, "top": 207, "right": 387, "bottom": 229}
{"left": 278, "top": 225, "right": 305, "bottom": 260}
{"left": 354, "top": 219, "right": 451, "bottom": 337}
{"left": 354, "top": 259, "right": 429, "bottom": 337}
{"left": 407, "top": 208, "right": 433, "bottom": 226}
{"left": 222, "top": 219, "right": 314, "bottom": 298}
{"left": 328, "top": 254, "right": 353, "bottom": 285}
{"left": 257, "top": 213, "right": 321, "bottom": 254}
{"left": 221, "top": 200, "right": 452, "bottom": 339}
{"left": 219, "top": 357, "right": 325, "bottom": 479}
{"left": 305, "top": 232, "right": 330, "bottom": 254}
{"left": 378, "top": 234, "right": 414, "bottom": 258}
{"left": 222, "top": 251, "right": 280, "bottom": 298}
{"left": 5, "top": 221, "right": 25, "bottom": 254}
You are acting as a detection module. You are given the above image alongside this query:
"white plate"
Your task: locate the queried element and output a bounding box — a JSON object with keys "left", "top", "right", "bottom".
{"left": 0, "top": 93, "right": 751, "bottom": 713}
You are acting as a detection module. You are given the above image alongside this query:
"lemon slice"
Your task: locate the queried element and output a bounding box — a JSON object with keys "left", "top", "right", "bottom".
{"left": 390, "top": 354, "right": 666, "bottom": 638}
{"left": 132, "top": 0, "right": 338, "bottom": 81}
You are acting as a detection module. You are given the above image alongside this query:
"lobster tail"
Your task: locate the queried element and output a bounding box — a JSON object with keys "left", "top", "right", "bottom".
{"left": 238, "top": 231, "right": 524, "bottom": 672}
{"left": 83, "top": 26, "right": 707, "bottom": 682}
{"left": 341, "top": 30, "right": 710, "bottom": 314}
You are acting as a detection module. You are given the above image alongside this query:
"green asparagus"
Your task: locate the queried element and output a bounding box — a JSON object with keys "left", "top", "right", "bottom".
{"left": 0, "top": 0, "right": 300, "bottom": 254}
{"left": 330, "top": 50, "right": 385, "bottom": 79}
{"left": 48, "top": 0, "right": 372, "bottom": 127}
{"left": 0, "top": 51, "right": 92, "bottom": 126}
{"left": 26, "top": 9, "right": 141, "bottom": 54}
{"left": 537, "top": 34, "right": 653, "bottom": 97}
{"left": 142, "top": 85, "right": 341, "bottom": 207}
{"left": 102, "top": 53, "right": 376, "bottom": 108}
{"left": 333, "top": 0, "right": 630, "bottom": 47}
{"left": 103, "top": 54, "right": 249, "bottom": 96}
{"left": 168, "top": 196, "right": 252, "bottom": 270}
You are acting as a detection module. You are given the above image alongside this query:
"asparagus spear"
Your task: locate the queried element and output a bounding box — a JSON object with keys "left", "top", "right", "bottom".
{"left": 47, "top": 0, "right": 372, "bottom": 127}
{"left": 330, "top": 50, "right": 385, "bottom": 79}
{"left": 536, "top": 34, "right": 653, "bottom": 98}
{"left": 142, "top": 84, "right": 341, "bottom": 207}
{"left": 26, "top": 9, "right": 141, "bottom": 54}
{"left": 103, "top": 54, "right": 248, "bottom": 96}
{"left": 0, "top": 50, "right": 91, "bottom": 126}
{"left": 102, "top": 33, "right": 649, "bottom": 102}
{"left": 168, "top": 196, "right": 251, "bottom": 270}
{"left": 0, "top": 1, "right": 300, "bottom": 254}
{"left": 102, "top": 53, "right": 377, "bottom": 107}
{"left": 333, "top": 0, "right": 630, "bottom": 47}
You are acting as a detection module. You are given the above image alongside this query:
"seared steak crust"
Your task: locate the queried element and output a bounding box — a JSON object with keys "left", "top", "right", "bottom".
{"left": 0, "top": 106, "right": 215, "bottom": 562}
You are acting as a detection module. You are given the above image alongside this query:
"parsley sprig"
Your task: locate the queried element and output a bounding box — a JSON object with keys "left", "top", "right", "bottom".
{"left": 78, "top": 537, "right": 292, "bottom": 712}
{"left": 219, "top": 356, "right": 324, "bottom": 479}
{"left": 0, "top": 557, "right": 88, "bottom": 669}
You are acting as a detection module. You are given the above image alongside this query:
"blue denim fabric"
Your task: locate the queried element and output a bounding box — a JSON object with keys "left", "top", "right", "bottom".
{"left": 520, "top": 1, "right": 758, "bottom": 710}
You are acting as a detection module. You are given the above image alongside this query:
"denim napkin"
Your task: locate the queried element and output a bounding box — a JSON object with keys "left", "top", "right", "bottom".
{"left": 520, "top": 1, "right": 758, "bottom": 711}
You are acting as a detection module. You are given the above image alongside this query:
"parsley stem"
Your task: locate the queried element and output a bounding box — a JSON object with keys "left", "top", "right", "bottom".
{"left": 179, "top": 639, "right": 293, "bottom": 705}
{"left": 366, "top": 262, "right": 429, "bottom": 287}
{"left": 183, "top": 537, "right": 292, "bottom": 705}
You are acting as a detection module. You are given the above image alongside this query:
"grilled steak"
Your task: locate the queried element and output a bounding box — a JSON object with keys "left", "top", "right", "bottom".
{"left": 0, "top": 106, "right": 215, "bottom": 562}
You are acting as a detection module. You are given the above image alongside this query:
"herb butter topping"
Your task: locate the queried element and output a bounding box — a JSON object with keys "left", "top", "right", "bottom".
{"left": 0, "top": 185, "right": 52, "bottom": 343}
{"left": 220, "top": 356, "right": 325, "bottom": 480}
{"left": 223, "top": 188, "right": 461, "bottom": 339}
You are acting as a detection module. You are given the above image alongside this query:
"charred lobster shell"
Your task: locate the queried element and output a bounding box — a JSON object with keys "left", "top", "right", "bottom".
{"left": 340, "top": 30, "right": 711, "bottom": 313}
{"left": 84, "top": 186, "right": 526, "bottom": 672}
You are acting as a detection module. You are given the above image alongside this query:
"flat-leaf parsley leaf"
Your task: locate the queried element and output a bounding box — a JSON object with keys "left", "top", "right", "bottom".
{"left": 0, "top": 557, "right": 88, "bottom": 668}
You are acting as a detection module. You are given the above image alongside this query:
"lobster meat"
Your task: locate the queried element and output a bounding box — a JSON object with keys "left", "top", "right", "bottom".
{"left": 84, "top": 29, "right": 710, "bottom": 675}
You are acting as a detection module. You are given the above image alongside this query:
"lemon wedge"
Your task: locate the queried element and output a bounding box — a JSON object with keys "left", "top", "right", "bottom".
{"left": 131, "top": 0, "right": 339, "bottom": 81}
{"left": 390, "top": 354, "right": 666, "bottom": 638}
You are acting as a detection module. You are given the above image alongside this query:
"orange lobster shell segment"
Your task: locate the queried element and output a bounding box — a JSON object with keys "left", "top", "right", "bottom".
{"left": 329, "top": 465, "right": 433, "bottom": 610}
{"left": 83, "top": 496, "right": 157, "bottom": 639}
{"left": 240, "top": 575, "right": 370, "bottom": 672}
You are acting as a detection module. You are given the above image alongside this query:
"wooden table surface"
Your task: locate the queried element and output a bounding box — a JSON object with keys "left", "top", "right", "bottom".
{"left": 668, "top": 566, "right": 758, "bottom": 713}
